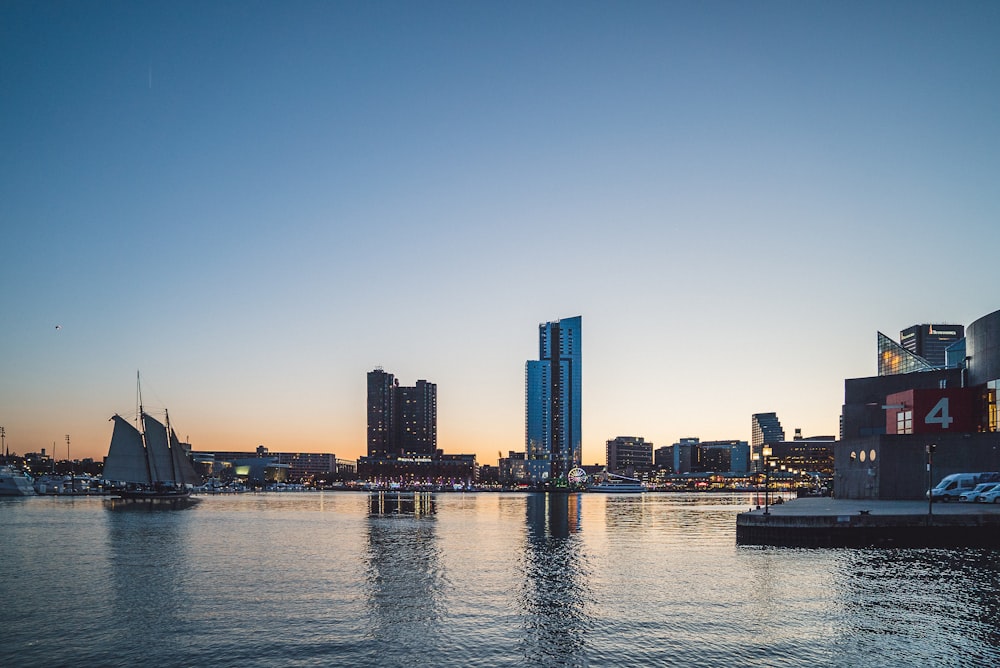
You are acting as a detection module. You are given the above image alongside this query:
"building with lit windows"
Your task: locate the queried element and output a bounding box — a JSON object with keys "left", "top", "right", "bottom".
{"left": 751, "top": 413, "right": 785, "bottom": 448}
{"left": 367, "top": 368, "right": 396, "bottom": 458}
{"left": 761, "top": 436, "right": 834, "bottom": 476}
{"left": 193, "top": 446, "right": 356, "bottom": 481}
{"left": 366, "top": 369, "right": 437, "bottom": 457}
{"left": 900, "top": 324, "right": 964, "bottom": 367}
{"left": 699, "top": 440, "right": 751, "bottom": 474}
{"left": 526, "top": 316, "right": 582, "bottom": 485}
{"left": 360, "top": 368, "right": 476, "bottom": 484}
{"left": 606, "top": 436, "right": 652, "bottom": 476}
{"left": 836, "top": 309, "right": 1000, "bottom": 499}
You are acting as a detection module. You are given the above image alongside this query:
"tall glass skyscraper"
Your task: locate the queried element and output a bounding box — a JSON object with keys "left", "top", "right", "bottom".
{"left": 526, "top": 316, "right": 582, "bottom": 484}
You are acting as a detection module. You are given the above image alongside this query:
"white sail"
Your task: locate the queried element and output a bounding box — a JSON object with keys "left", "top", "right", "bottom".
{"left": 143, "top": 413, "right": 176, "bottom": 484}
{"left": 169, "top": 428, "right": 201, "bottom": 486}
{"left": 104, "top": 415, "right": 152, "bottom": 484}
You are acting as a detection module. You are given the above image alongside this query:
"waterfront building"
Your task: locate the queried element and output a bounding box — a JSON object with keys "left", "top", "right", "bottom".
{"left": 606, "top": 436, "right": 653, "bottom": 476}
{"left": 366, "top": 369, "right": 438, "bottom": 457}
{"left": 699, "top": 440, "right": 750, "bottom": 474}
{"left": 526, "top": 316, "right": 582, "bottom": 484}
{"left": 360, "top": 368, "right": 475, "bottom": 484}
{"left": 356, "top": 453, "right": 477, "bottom": 487}
{"left": 653, "top": 445, "right": 673, "bottom": 472}
{"left": 836, "top": 308, "right": 1000, "bottom": 499}
{"left": 367, "top": 368, "right": 396, "bottom": 457}
{"left": 194, "top": 446, "right": 350, "bottom": 481}
{"left": 664, "top": 438, "right": 701, "bottom": 474}
{"left": 751, "top": 413, "right": 785, "bottom": 449}
{"left": 393, "top": 379, "right": 437, "bottom": 456}
{"left": 499, "top": 451, "right": 529, "bottom": 486}
{"left": 900, "top": 324, "right": 964, "bottom": 367}
{"left": 763, "top": 436, "right": 834, "bottom": 476}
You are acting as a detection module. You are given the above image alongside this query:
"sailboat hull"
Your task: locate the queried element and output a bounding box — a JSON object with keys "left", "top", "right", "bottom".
{"left": 114, "top": 487, "right": 192, "bottom": 501}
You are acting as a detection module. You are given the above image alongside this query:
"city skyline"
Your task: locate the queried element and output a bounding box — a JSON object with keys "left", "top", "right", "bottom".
{"left": 3, "top": 3, "right": 999, "bottom": 464}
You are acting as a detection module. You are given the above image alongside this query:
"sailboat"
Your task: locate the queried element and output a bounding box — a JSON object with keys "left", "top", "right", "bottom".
{"left": 103, "top": 375, "right": 201, "bottom": 500}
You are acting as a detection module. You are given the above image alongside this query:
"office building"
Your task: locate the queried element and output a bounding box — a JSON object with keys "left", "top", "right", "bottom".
{"left": 606, "top": 436, "right": 652, "bottom": 476}
{"left": 665, "top": 438, "right": 701, "bottom": 474}
{"left": 899, "top": 324, "right": 964, "bottom": 367}
{"left": 526, "top": 316, "right": 582, "bottom": 484}
{"left": 699, "top": 440, "right": 751, "bottom": 474}
{"left": 653, "top": 445, "right": 673, "bottom": 472}
{"left": 751, "top": 413, "right": 785, "bottom": 449}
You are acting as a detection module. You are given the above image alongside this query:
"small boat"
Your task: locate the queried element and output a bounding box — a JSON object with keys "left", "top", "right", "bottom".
{"left": 587, "top": 471, "right": 646, "bottom": 493}
{"left": 34, "top": 473, "right": 107, "bottom": 496}
{"left": 0, "top": 465, "right": 36, "bottom": 496}
{"left": 103, "top": 374, "right": 201, "bottom": 501}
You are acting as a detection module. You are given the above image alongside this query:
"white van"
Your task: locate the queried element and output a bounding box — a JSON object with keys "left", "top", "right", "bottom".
{"left": 929, "top": 472, "right": 1000, "bottom": 502}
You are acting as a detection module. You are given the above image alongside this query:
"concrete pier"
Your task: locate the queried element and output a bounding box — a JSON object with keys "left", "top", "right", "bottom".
{"left": 736, "top": 498, "right": 1000, "bottom": 547}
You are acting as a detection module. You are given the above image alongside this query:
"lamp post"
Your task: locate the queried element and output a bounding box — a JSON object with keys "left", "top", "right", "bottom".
{"left": 762, "top": 445, "right": 773, "bottom": 515}
{"left": 753, "top": 453, "right": 761, "bottom": 509}
{"left": 927, "top": 443, "right": 936, "bottom": 519}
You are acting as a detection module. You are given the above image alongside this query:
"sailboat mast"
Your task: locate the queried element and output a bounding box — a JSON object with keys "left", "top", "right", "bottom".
{"left": 165, "top": 408, "right": 180, "bottom": 483}
{"left": 137, "top": 371, "right": 154, "bottom": 485}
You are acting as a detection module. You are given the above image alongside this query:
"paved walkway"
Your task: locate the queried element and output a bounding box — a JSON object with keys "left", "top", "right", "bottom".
{"left": 744, "top": 497, "right": 1000, "bottom": 517}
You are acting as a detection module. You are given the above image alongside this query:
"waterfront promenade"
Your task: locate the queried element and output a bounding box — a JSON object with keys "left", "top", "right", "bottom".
{"left": 737, "top": 497, "right": 1000, "bottom": 547}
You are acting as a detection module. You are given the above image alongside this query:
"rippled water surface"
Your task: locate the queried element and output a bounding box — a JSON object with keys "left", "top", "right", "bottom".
{"left": 2, "top": 492, "right": 999, "bottom": 667}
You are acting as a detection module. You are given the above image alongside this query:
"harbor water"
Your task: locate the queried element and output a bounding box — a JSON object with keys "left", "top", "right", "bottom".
{"left": 2, "top": 492, "right": 999, "bottom": 667}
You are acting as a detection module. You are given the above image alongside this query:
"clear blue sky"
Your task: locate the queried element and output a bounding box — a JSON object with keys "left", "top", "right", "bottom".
{"left": 3, "top": 1, "right": 999, "bottom": 464}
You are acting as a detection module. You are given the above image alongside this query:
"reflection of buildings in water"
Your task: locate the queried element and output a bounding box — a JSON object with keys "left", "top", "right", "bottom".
{"left": 368, "top": 491, "right": 436, "bottom": 517}
{"left": 526, "top": 491, "right": 581, "bottom": 539}
{"left": 601, "top": 495, "right": 648, "bottom": 533}
{"left": 365, "top": 492, "right": 444, "bottom": 656}
{"left": 520, "top": 493, "right": 590, "bottom": 664}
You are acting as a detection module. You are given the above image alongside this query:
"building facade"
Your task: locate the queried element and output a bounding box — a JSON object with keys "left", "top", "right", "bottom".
{"left": 606, "top": 436, "right": 653, "bottom": 476}
{"left": 367, "top": 368, "right": 437, "bottom": 457}
{"left": 393, "top": 379, "right": 437, "bottom": 456}
{"left": 900, "top": 324, "right": 964, "bottom": 367}
{"left": 699, "top": 440, "right": 751, "bottom": 474}
{"left": 367, "top": 368, "right": 395, "bottom": 458}
{"left": 751, "top": 413, "right": 785, "bottom": 449}
{"left": 526, "top": 316, "right": 582, "bottom": 484}
{"left": 837, "top": 308, "right": 1000, "bottom": 499}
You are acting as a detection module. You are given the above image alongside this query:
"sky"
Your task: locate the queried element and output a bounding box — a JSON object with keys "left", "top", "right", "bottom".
{"left": 2, "top": 1, "right": 999, "bottom": 466}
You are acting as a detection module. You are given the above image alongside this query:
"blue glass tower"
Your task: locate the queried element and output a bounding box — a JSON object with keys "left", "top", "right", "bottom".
{"left": 526, "top": 316, "right": 582, "bottom": 484}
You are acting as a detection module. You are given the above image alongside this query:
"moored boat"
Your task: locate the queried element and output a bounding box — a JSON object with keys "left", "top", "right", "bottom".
{"left": 587, "top": 471, "right": 646, "bottom": 493}
{"left": 0, "top": 465, "right": 36, "bottom": 496}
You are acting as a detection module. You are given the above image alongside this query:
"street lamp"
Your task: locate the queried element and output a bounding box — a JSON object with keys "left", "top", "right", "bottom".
{"left": 752, "top": 453, "right": 762, "bottom": 509}
{"left": 762, "top": 446, "right": 773, "bottom": 515}
{"left": 927, "top": 443, "right": 936, "bottom": 519}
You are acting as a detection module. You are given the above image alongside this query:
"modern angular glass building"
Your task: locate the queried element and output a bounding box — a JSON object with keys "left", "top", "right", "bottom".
{"left": 526, "top": 316, "right": 582, "bottom": 485}
{"left": 877, "top": 331, "right": 936, "bottom": 376}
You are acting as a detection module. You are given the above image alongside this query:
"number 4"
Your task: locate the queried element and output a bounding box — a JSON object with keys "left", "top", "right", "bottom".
{"left": 925, "top": 398, "right": 953, "bottom": 429}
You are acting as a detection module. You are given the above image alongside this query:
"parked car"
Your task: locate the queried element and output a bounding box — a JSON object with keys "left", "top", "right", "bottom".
{"left": 959, "top": 482, "right": 1000, "bottom": 502}
{"left": 929, "top": 472, "right": 1000, "bottom": 502}
{"left": 977, "top": 487, "right": 1000, "bottom": 503}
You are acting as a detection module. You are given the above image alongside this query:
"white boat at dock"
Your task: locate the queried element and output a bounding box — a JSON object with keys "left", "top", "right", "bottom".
{"left": 0, "top": 465, "right": 36, "bottom": 496}
{"left": 587, "top": 471, "right": 646, "bottom": 493}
